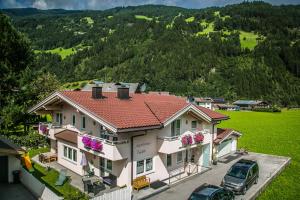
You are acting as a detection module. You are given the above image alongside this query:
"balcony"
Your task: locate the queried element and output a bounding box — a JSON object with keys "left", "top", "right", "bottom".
{"left": 38, "top": 122, "right": 66, "bottom": 140}
{"left": 157, "top": 130, "right": 210, "bottom": 154}
{"left": 78, "top": 134, "right": 130, "bottom": 161}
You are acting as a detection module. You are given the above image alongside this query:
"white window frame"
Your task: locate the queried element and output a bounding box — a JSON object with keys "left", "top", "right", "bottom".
{"left": 81, "top": 115, "right": 86, "bottom": 130}
{"left": 191, "top": 120, "right": 197, "bottom": 131}
{"left": 167, "top": 154, "right": 172, "bottom": 167}
{"left": 72, "top": 114, "right": 76, "bottom": 126}
{"left": 171, "top": 119, "right": 181, "bottom": 136}
{"left": 100, "top": 157, "right": 112, "bottom": 172}
{"left": 177, "top": 151, "right": 183, "bottom": 163}
{"left": 56, "top": 112, "right": 63, "bottom": 125}
{"left": 63, "top": 145, "right": 77, "bottom": 163}
{"left": 136, "top": 157, "right": 154, "bottom": 175}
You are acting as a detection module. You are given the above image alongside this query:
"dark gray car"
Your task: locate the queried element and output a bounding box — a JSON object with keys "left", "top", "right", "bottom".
{"left": 221, "top": 159, "right": 259, "bottom": 195}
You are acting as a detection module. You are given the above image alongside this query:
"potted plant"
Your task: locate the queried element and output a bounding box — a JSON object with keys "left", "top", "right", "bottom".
{"left": 91, "top": 139, "right": 103, "bottom": 152}
{"left": 181, "top": 134, "right": 193, "bottom": 146}
{"left": 82, "top": 136, "right": 92, "bottom": 148}
{"left": 194, "top": 133, "right": 204, "bottom": 144}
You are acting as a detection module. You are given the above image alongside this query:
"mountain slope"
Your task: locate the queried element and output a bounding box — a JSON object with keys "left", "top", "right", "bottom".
{"left": 1, "top": 2, "right": 300, "bottom": 106}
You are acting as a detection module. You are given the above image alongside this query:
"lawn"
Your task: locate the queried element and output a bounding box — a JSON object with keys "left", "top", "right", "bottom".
{"left": 31, "top": 163, "right": 87, "bottom": 199}
{"left": 219, "top": 109, "right": 300, "bottom": 200}
{"left": 239, "top": 31, "right": 259, "bottom": 50}
{"left": 81, "top": 16, "right": 94, "bottom": 24}
{"left": 34, "top": 44, "right": 90, "bottom": 59}
{"left": 28, "top": 146, "right": 50, "bottom": 158}
{"left": 135, "top": 15, "right": 153, "bottom": 21}
{"left": 196, "top": 20, "right": 214, "bottom": 36}
{"left": 185, "top": 16, "right": 195, "bottom": 23}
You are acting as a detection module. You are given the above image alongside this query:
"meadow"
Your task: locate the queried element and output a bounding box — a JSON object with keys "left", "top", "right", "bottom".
{"left": 219, "top": 109, "right": 300, "bottom": 200}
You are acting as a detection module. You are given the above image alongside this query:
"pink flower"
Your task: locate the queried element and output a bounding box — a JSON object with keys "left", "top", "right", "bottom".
{"left": 91, "top": 139, "right": 103, "bottom": 151}
{"left": 194, "top": 133, "right": 204, "bottom": 143}
{"left": 82, "top": 136, "right": 92, "bottom": 148}
{"left": 182, "top": 135, "right": 193, "bottom": 146}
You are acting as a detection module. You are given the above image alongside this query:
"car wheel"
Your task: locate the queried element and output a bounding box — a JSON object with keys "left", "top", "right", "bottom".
{"left": 242, "top": 186, "right": 247, "bottom": 195}
{"left": 254, "top": 177, "right": 258, "bottom": 184}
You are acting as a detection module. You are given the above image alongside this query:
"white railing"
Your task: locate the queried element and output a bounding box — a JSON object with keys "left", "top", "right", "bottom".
{"left": 91, "top": 186, "right": 132, "bottom": 200}
{"left": 79, "top": 133, "right": 129, "bottom": 146}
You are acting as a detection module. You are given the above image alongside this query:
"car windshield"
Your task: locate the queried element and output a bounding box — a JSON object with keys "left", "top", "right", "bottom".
{"left": 189, "top": 193, "right": 210, "bottom": 200}
{"left": 227, "top": 165, "right": 248, "bottom": 179}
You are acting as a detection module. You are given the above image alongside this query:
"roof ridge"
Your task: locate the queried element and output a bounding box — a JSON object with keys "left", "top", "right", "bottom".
{"left": 144, "top": 101, "right": 163, "bottom": 125}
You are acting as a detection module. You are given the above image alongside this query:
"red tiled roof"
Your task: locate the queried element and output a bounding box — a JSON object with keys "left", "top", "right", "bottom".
{"left": 55, "top": 130, "right": 78, "bottom": 144}
{"left": 214, "top": 128, "right": 240, "bottom": 144}
{"left": 60, "top": 91, "right": 228, "bottom": 130}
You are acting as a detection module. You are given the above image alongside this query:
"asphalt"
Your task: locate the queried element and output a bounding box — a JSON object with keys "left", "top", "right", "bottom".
{"left": 146, "top": 152, "right": 290, "bottom": 200}
{"left": 0, "top": 183, "right": 36, "bottom": 200}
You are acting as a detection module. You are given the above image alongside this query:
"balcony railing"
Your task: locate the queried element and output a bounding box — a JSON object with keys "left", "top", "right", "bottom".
{"left": 78, "top": 134, "right": 130, "bottom": 161}
{"left": 38, "top": 122, "right": 65, "bottom": 140}
{"left": 157, "top": 130, "right": 210, "bottom": 154}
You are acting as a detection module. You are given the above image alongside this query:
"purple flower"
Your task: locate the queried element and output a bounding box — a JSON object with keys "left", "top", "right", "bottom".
{"left": 181, "top": 134, "right": 193, "bottom": 146}
{"left": 194, "top": 133, "right": 204, "bottom": 143}
{"left": 91, "top": 139, "right": 103, "bottom": 152}
{"left": 82, "top": 136, "right": 92, "bottom": 148}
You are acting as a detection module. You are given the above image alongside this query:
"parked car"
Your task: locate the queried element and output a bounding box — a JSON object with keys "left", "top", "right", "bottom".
{"left": 188, "top": 184, "right": 234, "bottom": 200}
{"left": 221, "top": 159, "right": 259, "bottom": 195}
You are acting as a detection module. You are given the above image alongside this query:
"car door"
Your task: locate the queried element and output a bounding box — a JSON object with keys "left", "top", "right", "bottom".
{"left": 247, "top": 167, "right": 255, "bottom": 186}
{"left": 212, "top": 189, "right": 232, "bottom": 200}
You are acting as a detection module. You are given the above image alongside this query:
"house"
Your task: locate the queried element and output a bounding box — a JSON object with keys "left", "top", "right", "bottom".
{"left": 215, "top": 104, "right": 239, "bottom": 111}
{"left": 233, "top": 100, "right": 269, "bottom": 110}
{"left": 28, "top": 86, "right": 241, "bottom": 187}
{"left": 194, "top": 98, "right": 213, "bottom": 110}
{"left": 0, "top": 137, "right": 25, "bottom": 183}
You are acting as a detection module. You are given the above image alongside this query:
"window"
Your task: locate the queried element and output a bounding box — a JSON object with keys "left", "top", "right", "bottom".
{"left": 146, "top": 158, "right": 153, "bottom": 171}
{"left": 171, "top": 119, "right": 181, "bottom": 136}
{"left": 167, "top": 154, "right": 172, "bottom": 167}
{"left": 81, "top": 115, "right": 86, "bottom": 130}
{"left": 56, "top": 113, "right": 63, "bottom": 125}
{"left": 191, "top": 121, "right": 197, "bottom": 131}
{"left": 106, "top": 159, "right": 112, "bottom": 171}
{"left": 100, "top": 157, "right": 112, "bottom": 172}
{"left": 137, "top": 160, "right": 144, "bottom": 174}
{"left": 177, "top": 151, "right": 183, "bottom": 163}
{"left": 72, "top": 114, "right": 76, "bottom": 126}
{"left": 63, "top": 145, "right": 77, "bottom": 162}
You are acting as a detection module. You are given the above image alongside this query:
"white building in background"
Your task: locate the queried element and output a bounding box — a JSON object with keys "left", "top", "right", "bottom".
{"left": 29, "top": 86, "right": 241, "bottom": 187}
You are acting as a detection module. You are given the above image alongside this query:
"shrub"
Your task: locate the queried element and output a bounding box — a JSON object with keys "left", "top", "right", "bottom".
{"left": 8, "top": 130, "right": 49, "bottom": 148}
{"left": 80, "top": 81, "right": 87, "bottom": 88}
{"left": 252, "top": 106, "right": 281, "bottom": 112}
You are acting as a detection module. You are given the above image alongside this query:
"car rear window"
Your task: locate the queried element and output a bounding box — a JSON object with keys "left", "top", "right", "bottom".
{"left": 189, "top": 193, "right": 210, "bottom": 200}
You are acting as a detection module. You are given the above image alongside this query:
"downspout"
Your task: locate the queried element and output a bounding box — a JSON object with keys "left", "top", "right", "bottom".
{"left": 130, "top": 131, "right": 147, "bottom": 184}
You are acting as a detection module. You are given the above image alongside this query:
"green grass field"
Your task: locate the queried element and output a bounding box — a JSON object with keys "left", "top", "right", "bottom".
{"left": 239, "top": 31, "right": 259, "bottom": 50}
{"left": 219, "top": 110, "right": 300, "bottom": 199}
{"left": 81, "top": 17, "right": 94, "bottom": 24}
{"left": 34, "top": 44, "right": 90, "bottom": 59}
{"left": 135, "top": 15, "right": 153, "bottom": 21}
{"left": 185, "top": 16, "right": 195, "bottom": 23}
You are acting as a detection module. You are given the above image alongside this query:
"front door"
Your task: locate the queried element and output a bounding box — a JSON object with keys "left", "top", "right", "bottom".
{"left": 0, "top": 156, "right": 8, "bottom": 183}
{"left": 202, "top": 144, "right": 210, "bottom": 167}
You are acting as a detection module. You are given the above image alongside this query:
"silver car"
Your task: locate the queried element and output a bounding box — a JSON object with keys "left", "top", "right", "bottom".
{"left": 221, "top": 159, "right": 259, "bottom": 195}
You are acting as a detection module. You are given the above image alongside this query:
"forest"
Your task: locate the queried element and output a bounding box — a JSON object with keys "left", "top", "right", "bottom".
{"left": 1, "top": 2, "right": 300, "bottom": 132}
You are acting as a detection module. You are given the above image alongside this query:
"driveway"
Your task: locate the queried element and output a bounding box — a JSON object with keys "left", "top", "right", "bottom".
{"left": 0, "top": 183, "right": 36, "bottom": 200}
{"left": 147, "top": 152, "right": 290, "bottom": 200}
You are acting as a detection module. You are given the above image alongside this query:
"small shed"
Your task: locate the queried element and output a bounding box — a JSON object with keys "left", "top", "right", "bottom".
{"left": 0, "top": 137, "right": 25, "bottom": 183}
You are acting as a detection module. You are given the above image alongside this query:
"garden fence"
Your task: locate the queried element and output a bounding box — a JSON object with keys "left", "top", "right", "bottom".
{"left": 91, "top": 186, "right": 132, "bottom": 200}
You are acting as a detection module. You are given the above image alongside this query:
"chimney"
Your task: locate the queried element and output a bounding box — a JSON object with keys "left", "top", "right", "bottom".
{"left": 117, "top": 85, "right": 130, "bottom": 99}
{"left": 92, "top": 86, "right": 103, "bottom": 99}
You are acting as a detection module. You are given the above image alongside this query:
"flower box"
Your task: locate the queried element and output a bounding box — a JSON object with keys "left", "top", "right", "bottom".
{"left": 91, "top": 139, "right": 103, "bottom": 152}
{"left": 82, "top": 136, "right": 92, "bottom": 148}
{"left": 181, "top": 134, "right": 193, "bottom": 146}
{"left": 194, "top": 133, "right": 204, "bottom": 144}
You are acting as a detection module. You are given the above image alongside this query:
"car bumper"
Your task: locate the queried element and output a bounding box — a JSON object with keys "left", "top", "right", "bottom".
{"left": 223, "top": 185, "right": 244, "bottom": 194}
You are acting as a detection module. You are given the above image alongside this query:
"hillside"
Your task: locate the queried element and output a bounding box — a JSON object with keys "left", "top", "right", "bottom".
{"left": 1, "top": 2, "right": 300, "bottom": 106}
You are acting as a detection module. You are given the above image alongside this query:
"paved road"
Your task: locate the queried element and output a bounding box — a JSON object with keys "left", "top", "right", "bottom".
{"left": 0, "top": 183, "right": 36, "bottom": 200}
{"left": 147, "top": 153, "right": 290, "bottom": 200}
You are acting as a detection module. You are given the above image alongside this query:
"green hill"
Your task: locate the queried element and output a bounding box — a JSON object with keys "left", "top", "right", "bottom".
{"left": 2, "top": 2, "right": 300, "bottom": 106}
